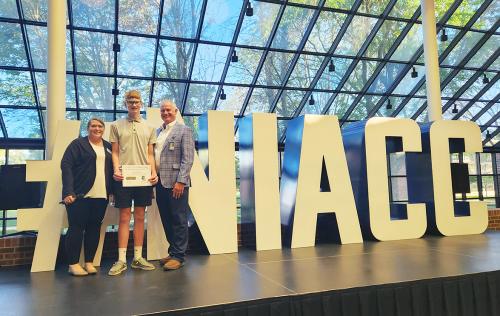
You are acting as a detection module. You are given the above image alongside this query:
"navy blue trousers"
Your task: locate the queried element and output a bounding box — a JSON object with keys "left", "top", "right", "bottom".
{"left": 156, "top": 183, "right": 189, "bottom": 262}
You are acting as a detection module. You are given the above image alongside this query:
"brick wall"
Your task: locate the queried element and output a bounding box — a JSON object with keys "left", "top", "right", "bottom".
{"left": 488, "top": 208, "right": 500, "bottom": 231}
{"left": 0, "top": 235, "right": 35, "bottom": 267}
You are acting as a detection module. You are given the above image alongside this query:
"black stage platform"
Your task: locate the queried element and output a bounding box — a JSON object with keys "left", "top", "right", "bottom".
{"left": 2, "top": 232, "right": 500, "bottom": 316}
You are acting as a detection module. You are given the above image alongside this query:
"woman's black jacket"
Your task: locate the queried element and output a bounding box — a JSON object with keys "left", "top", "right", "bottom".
{"left": 61, "top": 137, "right": 113, "bottom": 200}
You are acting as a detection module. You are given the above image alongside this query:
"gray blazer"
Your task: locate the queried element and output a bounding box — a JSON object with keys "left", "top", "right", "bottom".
{"left": 157, "top": 123, "right": 195, "bottom": 188}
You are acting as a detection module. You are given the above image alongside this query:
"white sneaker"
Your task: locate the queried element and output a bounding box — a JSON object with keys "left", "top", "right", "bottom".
{"left": 131, "top": 257, "right": 155, "bottom": 271}
{"left": 108, "top": 261, "right": 127, "bottom": 276}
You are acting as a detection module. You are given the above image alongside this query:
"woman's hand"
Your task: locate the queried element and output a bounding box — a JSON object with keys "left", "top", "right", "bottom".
{"left": 63, "top": 195, "right": 76, "bottom": 205}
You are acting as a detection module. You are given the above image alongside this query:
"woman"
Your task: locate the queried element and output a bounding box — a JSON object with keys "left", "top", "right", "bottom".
{"left": 61, "top": 118, "right": 113, "bottom": 276}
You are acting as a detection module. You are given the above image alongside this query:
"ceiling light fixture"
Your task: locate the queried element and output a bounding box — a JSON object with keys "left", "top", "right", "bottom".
{"left": 411, "top": 66, "right": 418, "bottom": 78}
{"left": 220, "top": 88, "right": 226, "bottom": 100}
{"left": 231, "top": 50, "right": 238, "bottom": 63}
{"left": 328, "top": 60, "right": 335, "bottom": 72}
{"left": 482, "top": 73, "right": 490, "bottom": 84}
{"left": 440, "top": 29, "right": 448, "bottom": 42}
{"left": 246, "top": 2, "right": 253, "bottom": 17}
{"left": 452, "top": 104, "right": 458, "bottom": 114}
{"left": 309, "top": 95, "right": 315, "bottom": 105}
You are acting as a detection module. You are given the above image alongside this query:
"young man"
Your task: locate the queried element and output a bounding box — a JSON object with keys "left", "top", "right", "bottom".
{"left": 155, "top": 100, "right": 194, "bottom": 270}
{"left": 108, "top": 90, "right": 158, "bottom": 276}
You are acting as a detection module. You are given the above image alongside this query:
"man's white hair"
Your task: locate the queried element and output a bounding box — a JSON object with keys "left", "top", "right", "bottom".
{"left": 160, "top": 99, "right": 178, "bottom": 110}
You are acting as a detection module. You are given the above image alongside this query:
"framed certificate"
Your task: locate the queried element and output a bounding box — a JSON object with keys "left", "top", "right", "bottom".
{"left": 122, "top": 165, "right": 151, "bottom": 187}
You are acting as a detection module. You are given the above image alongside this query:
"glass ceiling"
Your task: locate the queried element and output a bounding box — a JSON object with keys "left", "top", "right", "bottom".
{"left": 0, "top": 0, "right": 498, "bottom": 148}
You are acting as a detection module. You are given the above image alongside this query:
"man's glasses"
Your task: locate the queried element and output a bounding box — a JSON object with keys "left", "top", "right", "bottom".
{"left": 126, "top": 100, "right": 141, "bottom": 105}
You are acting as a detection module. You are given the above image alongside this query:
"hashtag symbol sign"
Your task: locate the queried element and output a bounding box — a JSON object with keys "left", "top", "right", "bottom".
{"left": 17, "top": 120, "right": 80, "bottom": 272}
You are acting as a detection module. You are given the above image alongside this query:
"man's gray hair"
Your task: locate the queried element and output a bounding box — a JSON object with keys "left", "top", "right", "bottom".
{"left": 160, "top": 99, "right": 178, "bottom": 110}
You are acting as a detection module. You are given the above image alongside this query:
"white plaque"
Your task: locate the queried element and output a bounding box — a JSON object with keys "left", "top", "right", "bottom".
{"left": 122, "top": 165, "right": 151, "bottom": 187}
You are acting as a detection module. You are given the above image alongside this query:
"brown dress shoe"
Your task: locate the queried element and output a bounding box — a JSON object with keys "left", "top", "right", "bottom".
{"left": 159, "top": 256, "right": 172, "bottom": 266}
{"left": 163, "top": 259, "right": 184, "bottom": 271}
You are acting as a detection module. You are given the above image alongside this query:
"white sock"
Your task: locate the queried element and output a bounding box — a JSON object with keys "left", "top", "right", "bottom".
{"left": 134, "top": 246, "right": 142, "bottom": 260}
{"left": 118, "top": 248, "right": 127, "bottom": 263}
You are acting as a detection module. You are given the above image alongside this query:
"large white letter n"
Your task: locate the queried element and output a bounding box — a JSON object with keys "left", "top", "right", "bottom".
{"left": 189, "top": 111, "right": 238, "bottom": 254}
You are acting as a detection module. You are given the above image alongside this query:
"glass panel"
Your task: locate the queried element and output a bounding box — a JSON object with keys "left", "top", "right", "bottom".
{"left": 328, "top": 93, "right": 355, "bottom": 117}
{"left": 156, "top": 40, "right": 194, "bottom": 80}
{"left": 472, "top": 1, "right": 499, "bottom": 31}
{"left": 389, "top": 0, "right": 420, "bottom": 18}
{"left": 460, "top": 72, "right": 495, "bottom": 100}
{"left": 443, "top": 100, "right": 467, "bottom": 120}
{"left": 183, "top": 116, "right": 199, "bottom": 140}
{"left": 324, "top": 0, "right": 356, "bottom": 10}
{"left": 368, "top": 63, "right": 406, "bottom": 94}
{"left": 390, "top": 152, "right": 406, "bottom": 176}
{"left": 465, "top": 35, "right": 500, "bottom": 69}
{"left": 391, "top": 24, "right": 423, "bottom": 62}
{"left": 0, "top": 23, "right": 27, "bottom": 67}
{"left": 72, "top": 0, "right": 114, "bottom": 30}
{"left": 392, "top": 65, "right": 425, "bottom": 96}
{"left": 301, "top": 92, "right": 333, "bottom": 115}
{"left": 275, "top": 89, "right": 305, "bottom": 118}
{"left": 74, "top": 30, "right": 114, "bottom": 74}
{"left": 289, "top": 0, "right": 320, "bottom": 5}
{"left": 277, "top": 119, "right": 288, "bottom": 140}
{"left": 376, "top": 96, "right": 402, "bottom": 117}
{"left": 335, "top": 15, "right": 378, "bottom": 56}
{"left": 35, "top": 73, "right": 76, "bottom": 109}
{"left": 395, "top": 98, "right": 425, "bottom": 118}
{"left": 0, "top": 70, "right": 35, "bottom": 106}
{"left": 475, "top": 103, "right": 499, "bottom": 126}
{"left": 151, "top": 81, "right": 186, "bottom": 108}
{"left": 26, "top": 26, "right": 73, "bottom": 70}
{"left": 191, "top": 44, "right": 230, "bottom": 82}
{"left": 22, "top": 0, "right": 48, "bottom": 22}
{"left": 245, "top": 88, "right": 279, "bottom": 114}
{"left": 304, "top": 11, "right": 346, "bottom": 53}
{"left": 466, "top": 176, "right": 479, "bottom": 199}
{"left": 358, "top": 0, "right": 391, "bottom": 15}
{"left": 479, "top": 80, "right": 500, "bottom": 101}
{"left": 347, "top": 95, "right": 382, "bottom": 120}
{"left": 0, "top": 0, "right": 18, "bottom": 18}
{"left": 271, "top": 6, "right": 315, "bottom": 51}
{"left": 287, "top": 54, "right": 323, "bottom": 88}
{"left": 184, "top": 83, "right": 217, "bottom": 114}
{"left": 365, "top": 20, "right": 407, "bottom": 59}
{"left": 479, "top": 153, "right": 493, "bottom": 174}
{"left": 342, "top": 61, "right": 378, "bottom": 92}
{"left": 415, "top": 109, "right": 427, "bottom": 122}
{"left": 216, "top": 86, "right": 249, "bottom": 114}
{"left": 77, "top": 75, "right": 114, "bottom": 110}
{"left": 458, "top": 101, "right": 486, "bottom": 120}
{"left": 117, "top": 35, "right": 155, "bottom": 77}
{"left": 161, "top": 0, "right": 203, "bottom": 38}
{"left": 441, "top": 31, "right": 483, "bottom": 66}
{"left": 237, "top": 1, "right": 280, "bottom": 47}
{"left": 314, "top": 57, "right": 352, "bottom": 91}
{"left": 119, "top": 0, "right": 159, "bottom": 34}
{"left": 0, "top": 149, "right": 5, "bottom": 164}
{"left": 116, "top": 79, "right": 151, "bottom": 110}
{"left": 200, "top": 0, "right": 241, "bottom": 43}
{"left": 7, "top": 149, "right": 44, "bottom": 164}
{"left": 446, "top": 0, "right": 486, "bottom": 27}
{"left": 463, "top": 153, "right": 477, "bottom": 175}
{"left": 481, "top": 175, "right": 495, "bottom": 198}
{"left": 391, "top": 177, "right": 408, "bottom": 202}
{"left": 256, "top": 51, "right": 294, "bottom": 87}
{"left": 225, "top": 48, "right": 262, "bottom": 85}
{"left": 441, "top": 70, "right": 475, "bottom": 98}
{"left": 1, "top": 108, "right": 42, "bottom": 138}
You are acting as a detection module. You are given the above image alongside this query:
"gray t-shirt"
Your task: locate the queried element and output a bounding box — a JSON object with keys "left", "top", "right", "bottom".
{"left": 109, "top": 117, "right": 157, "bottom": 166}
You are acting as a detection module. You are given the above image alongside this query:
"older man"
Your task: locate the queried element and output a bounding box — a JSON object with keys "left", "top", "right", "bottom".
{"left": 155, "top": 100, "right": 195, "bottom": 270}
